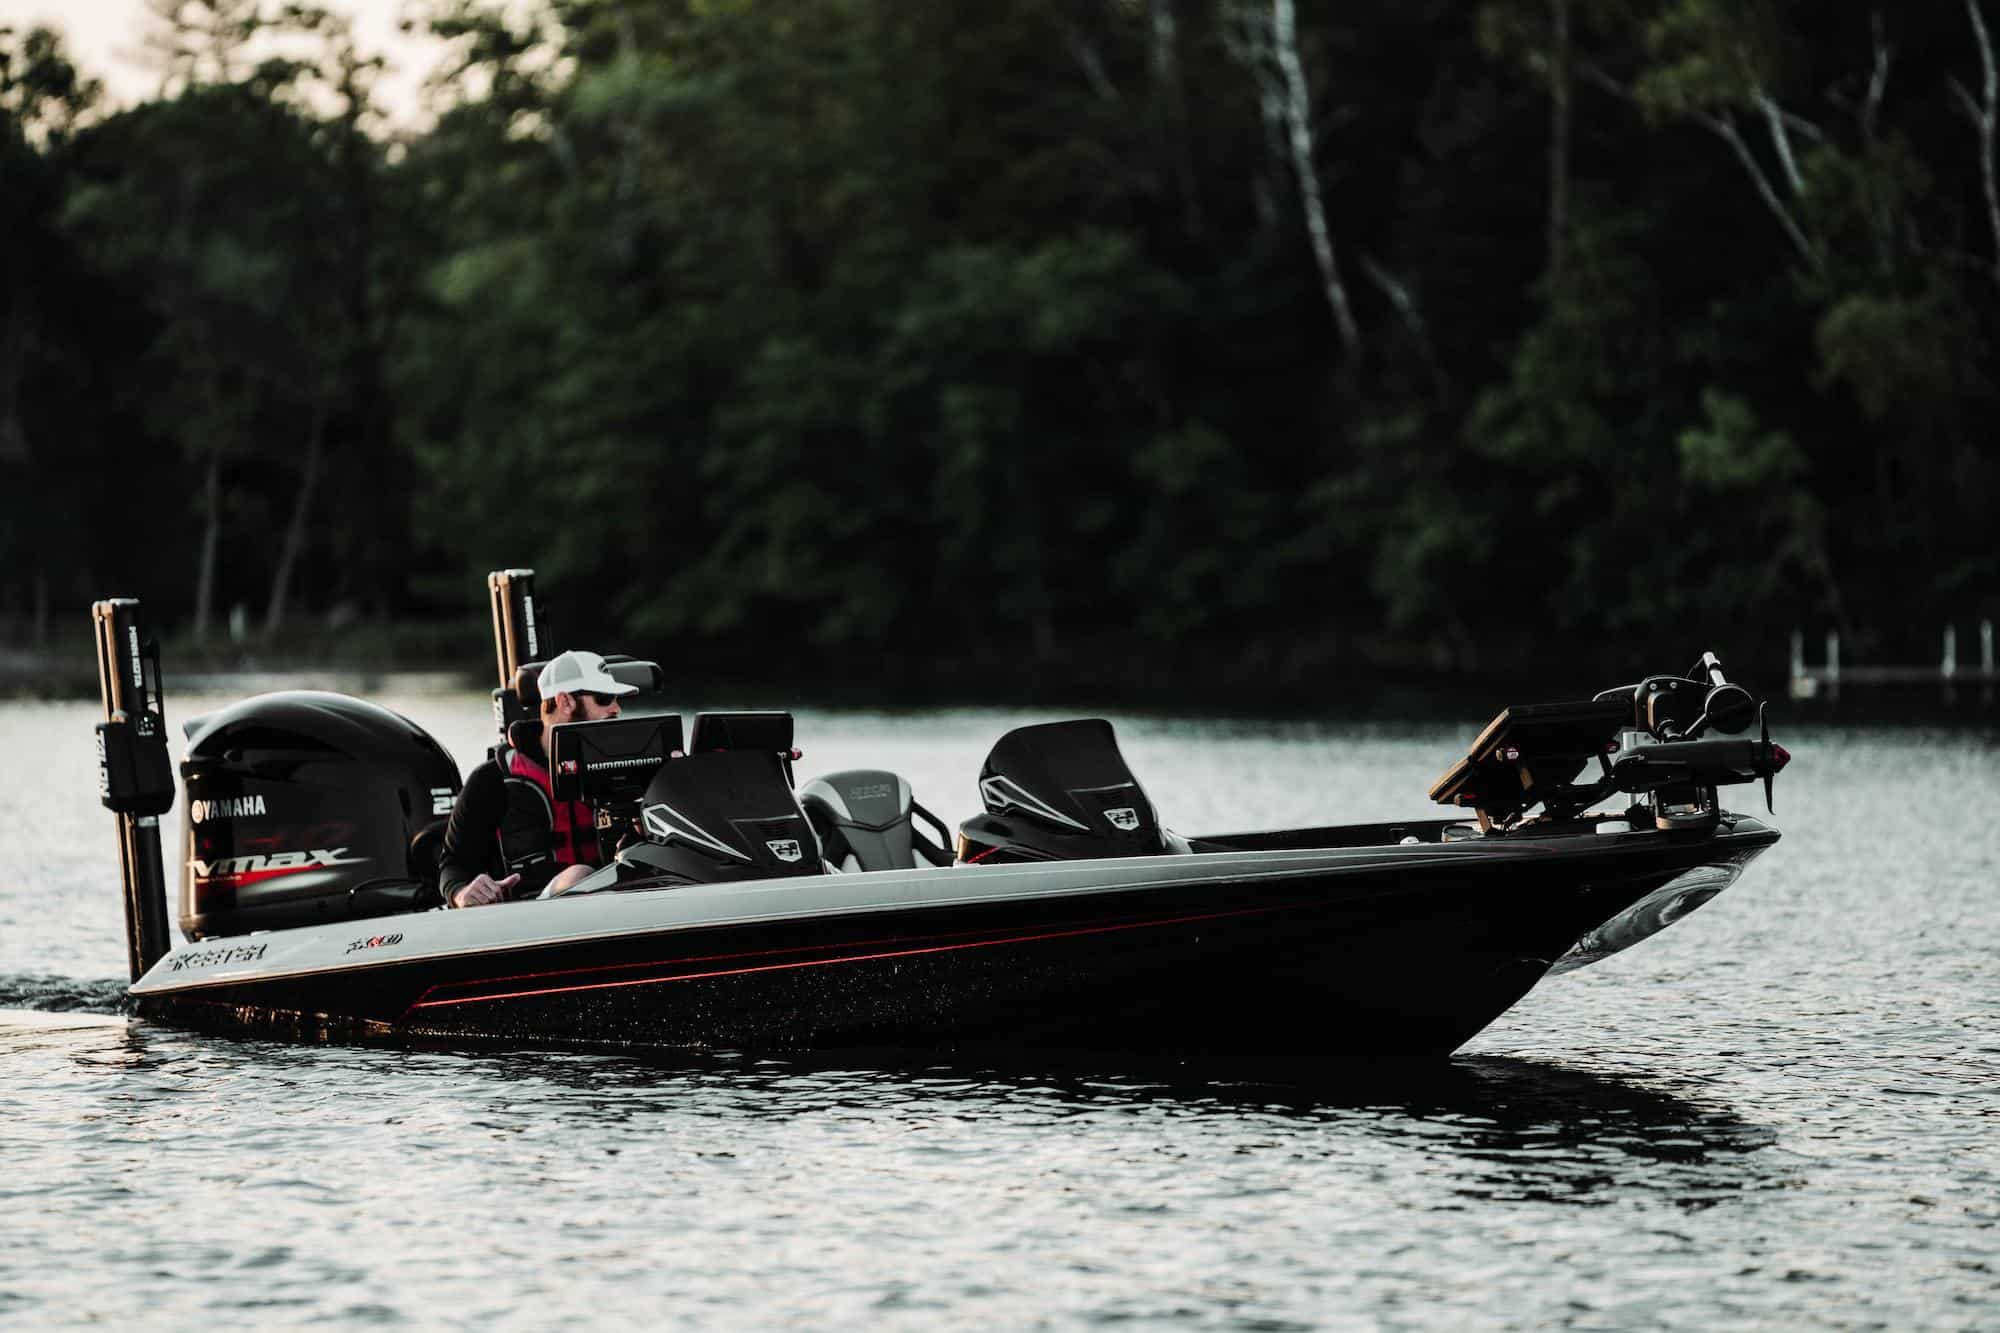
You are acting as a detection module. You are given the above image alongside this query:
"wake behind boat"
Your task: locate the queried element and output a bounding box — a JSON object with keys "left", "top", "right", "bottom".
{"left": 92, "top": 573, "right": 1788, "bottom": 1060}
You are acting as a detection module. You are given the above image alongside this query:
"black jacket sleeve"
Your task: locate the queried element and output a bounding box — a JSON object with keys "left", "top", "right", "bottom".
{"left": 436, "top": 760, "right": 507, "bottom": 905}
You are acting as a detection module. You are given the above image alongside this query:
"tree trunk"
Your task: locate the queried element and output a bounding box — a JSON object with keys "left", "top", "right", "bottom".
{"left": 0, "top": 259, "right": 29, "bottom": 465}
{"left": 1547, "top": 0, "right": 1571, "bottom": 282}
{"left": 1150, "top": 0, "right": 1202, "bottom": 236}
{"left": 1702, "top": 109, "right": 1819, "bottom": 268}
{"left": 1270, "top": 0, "right": 1362, "bottom": 362}
{"left": 1966, "top": 0, "right": 2000, "bottom": 287}
{"left": 193, "top": 448, "right": 222, "bottom": 645}
{"left": 264, "top": 398, "right": 327, "bottom": 639}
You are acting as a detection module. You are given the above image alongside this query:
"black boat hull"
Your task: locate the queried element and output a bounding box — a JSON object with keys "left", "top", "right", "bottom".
{"left": 132, "top": 817, "right": 1778, "bottom": 1061}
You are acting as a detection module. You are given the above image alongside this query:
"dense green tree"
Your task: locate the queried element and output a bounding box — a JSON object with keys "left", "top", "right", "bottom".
{"left": 6, "top": 0, "right": 1995, "bottom": 691}
{"left": 0, "top": 25, "right": 116, "bottom": 643}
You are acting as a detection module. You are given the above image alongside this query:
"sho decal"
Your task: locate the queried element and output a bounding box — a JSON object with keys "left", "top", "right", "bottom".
{"left": 431, "top": 786, "right": 455, "bottom": 816}
{"left": 849, "top": 782, "right": 894, "bottom": 801}
{"left": 167, "top": 941, "right": 268, "bottom": 972}
{"left": 766, "top": 838, "right": 803, "bottom": 863}
{"left": 189, "top": 794, "right": 268, "bottom": 824}
{"left": 345, "top": 933, "right": 404, "bottom": 955}
{"left": 1104, "top": 806, "right": 1140, "bottom": 831}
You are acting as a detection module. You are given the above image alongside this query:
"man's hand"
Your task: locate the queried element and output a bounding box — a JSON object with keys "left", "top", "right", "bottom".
{"left": 450, "top": 872, "right": 520, "bottom": 909}
{"left": 542, "top": 864, "right": 597, "bottom": 898}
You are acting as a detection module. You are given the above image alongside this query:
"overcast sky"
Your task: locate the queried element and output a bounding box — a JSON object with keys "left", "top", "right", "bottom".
{"left": 0, "top": 0, "right": 446, "bottom": 123}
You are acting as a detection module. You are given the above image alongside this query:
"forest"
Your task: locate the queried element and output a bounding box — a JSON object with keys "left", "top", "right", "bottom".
{"left": 3, "top": 0, "right": 1996, "bottom": 699}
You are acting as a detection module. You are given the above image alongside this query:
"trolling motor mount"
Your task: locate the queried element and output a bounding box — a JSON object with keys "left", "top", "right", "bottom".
{"left": 1431, "top": 651, "right": 1789, "bottom": 833}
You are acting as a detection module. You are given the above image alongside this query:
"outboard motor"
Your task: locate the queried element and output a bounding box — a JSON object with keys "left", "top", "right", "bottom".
{"left": 179, "top": 692, "right": 462, "bottom": 939}
{"left": 956, "top": 719, "right": 1174, "bottom": 864}
{"left": 800, "top": 771, "right": 954, "bottom": 872}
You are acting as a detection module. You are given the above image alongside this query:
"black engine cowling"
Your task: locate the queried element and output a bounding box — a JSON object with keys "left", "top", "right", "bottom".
{"left": 956, "top": 719, "right": 1168, "bottom": 863}
{"left": 179, "top": 691, "right": 463, "bottom": 939}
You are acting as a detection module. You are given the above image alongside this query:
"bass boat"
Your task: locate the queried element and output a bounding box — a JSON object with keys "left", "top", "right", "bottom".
{"left": 90, "top": 575, "right": 1788, "bottom": 1059}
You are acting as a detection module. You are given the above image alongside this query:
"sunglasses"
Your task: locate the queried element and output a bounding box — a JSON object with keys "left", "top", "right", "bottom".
{"left": 577, "top": 691, "right": 621, "bottom": 707}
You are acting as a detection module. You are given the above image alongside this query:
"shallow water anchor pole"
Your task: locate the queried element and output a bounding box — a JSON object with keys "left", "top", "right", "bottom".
{"left": 92, "top": 599, "right": 175, "bottom": 981}
{"left": 487, "top": 569, "right": 541, "bottom": 740}
{"left": 488, "top": 568, "right": 540, "bottom": 688}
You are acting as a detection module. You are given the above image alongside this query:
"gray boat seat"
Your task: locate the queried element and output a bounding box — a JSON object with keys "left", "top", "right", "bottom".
{"left": 799, "top": 769, "right": 954, "bottom": 872}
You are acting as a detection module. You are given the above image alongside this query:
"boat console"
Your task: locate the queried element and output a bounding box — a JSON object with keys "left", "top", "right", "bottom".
{"left": 550, "top": 710, "right": 829, "bottom": 892}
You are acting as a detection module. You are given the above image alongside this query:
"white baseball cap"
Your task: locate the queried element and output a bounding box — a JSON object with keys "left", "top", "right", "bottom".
{"left": 536, "top": 649, "right": 639, "bottom": 700}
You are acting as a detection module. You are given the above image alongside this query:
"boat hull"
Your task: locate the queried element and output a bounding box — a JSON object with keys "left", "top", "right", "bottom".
{"left": 131, "top": 817, "right": 1778, "bottom": 1060}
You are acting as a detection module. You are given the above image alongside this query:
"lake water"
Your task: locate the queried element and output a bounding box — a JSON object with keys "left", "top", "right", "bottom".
{"left": 2, "top": 692, "right": 1995, "bottom": 1328}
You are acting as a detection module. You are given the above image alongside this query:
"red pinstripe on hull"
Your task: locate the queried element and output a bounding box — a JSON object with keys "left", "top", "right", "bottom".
{"left": 400, "top": 899, "right": 1302, "bottom": 1017}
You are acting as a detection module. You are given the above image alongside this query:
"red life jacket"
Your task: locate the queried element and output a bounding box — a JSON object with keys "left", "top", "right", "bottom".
{"left": 495, "top": 733, "right": 597, "bottom": 871}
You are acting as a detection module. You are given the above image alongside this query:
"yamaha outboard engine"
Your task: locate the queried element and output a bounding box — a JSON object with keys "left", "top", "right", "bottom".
{"left": 956, "top": 719, "right": 1170, "bottom": 863}
{"left": 800, "top": 771, "right": 955, "bottom": 872}
{"left": 180, "top": 692, "right": 462, "bottom": 939}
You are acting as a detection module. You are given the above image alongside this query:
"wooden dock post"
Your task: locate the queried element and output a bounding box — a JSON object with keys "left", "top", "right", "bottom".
{"left": 1985, "top": 620, "right": 1995, "bottom": 706}
{"left": 1785, "top": 622, "right": 1994, "bottom": 702}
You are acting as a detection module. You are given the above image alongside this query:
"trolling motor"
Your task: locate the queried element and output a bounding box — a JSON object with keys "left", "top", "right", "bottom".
{"left": 1431, "top": 651, "right": 1790, "bottom": 833}
{"left": 92, "top": 599, "right": 176, "bottom": 980}
{"left": 1588, "top": 651, "right": 1790, "bottom": 827}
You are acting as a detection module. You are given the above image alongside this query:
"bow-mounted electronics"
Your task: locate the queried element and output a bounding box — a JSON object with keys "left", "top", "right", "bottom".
{"left": 1431, "top": 651, "right": 1791, "bottom": 833}
{"left": 1428, "top": 699, "right": 1630, "bottom": 831}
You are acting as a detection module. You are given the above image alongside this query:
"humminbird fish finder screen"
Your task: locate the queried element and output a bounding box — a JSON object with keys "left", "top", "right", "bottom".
{"left": 550, "top": 714, "right": 684, "bottom": 805}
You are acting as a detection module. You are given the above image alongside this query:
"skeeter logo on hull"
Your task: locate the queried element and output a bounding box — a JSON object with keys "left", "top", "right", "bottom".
{"left": 188, "top": 847, "right": 366, "bottom": 888}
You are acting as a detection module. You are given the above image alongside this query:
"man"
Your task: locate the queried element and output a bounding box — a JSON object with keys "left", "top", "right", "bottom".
{"left": 438, "top": 648, "right": 639, "bottom": 908}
